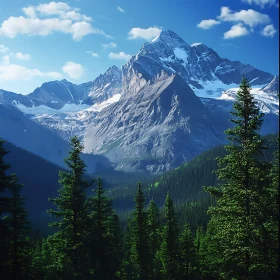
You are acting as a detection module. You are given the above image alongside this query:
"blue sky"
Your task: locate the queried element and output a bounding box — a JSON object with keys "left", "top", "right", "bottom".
{"left": 0, "top": 0, "right": 278, "bottom": 94}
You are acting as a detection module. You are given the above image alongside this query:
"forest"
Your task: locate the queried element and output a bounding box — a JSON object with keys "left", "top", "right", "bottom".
{"left": 0, "top": 78, "right": 279, "bottom": 279}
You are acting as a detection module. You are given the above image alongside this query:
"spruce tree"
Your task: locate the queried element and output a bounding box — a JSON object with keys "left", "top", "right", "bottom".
{"left": 178, "top": 223, "right": 195, "bottom": 279}
{"left": 0, "top": 138, "right": 11, "bottom": 274}
{"left": 205, "top": 78, "right": 277, "bottom": 279}
{"left": 158, "top": 194, "right": 179, "bottom": 280}
{"left": 87, "top": 177, "right": 122, "bottom": 279}
{"left": 129, "top": 183, "right": 150, "bottom": 279}
{"left": 5, "top": 174, "right": 30, "bottom": 279}
{"left": 48, "top": 136, "right": 92, "bottom": 279}
{"left": 147, "top": 199, "right": 161, "bottom": 279}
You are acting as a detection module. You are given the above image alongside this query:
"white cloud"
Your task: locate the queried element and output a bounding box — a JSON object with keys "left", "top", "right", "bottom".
{"left": 102, "top": 42, "right": 117, "bottom": 48}
{"left": 224, "top": 24, "right": 250, "bottom": 39}
{"left": 128, "top": 27, "right": 162, "bottom": 40}
{"left": 108, "top": 52, "right": 131, "bottom": 61}
{"left": 87, "top": 51, "right": 100, "bottom": 57}
{"left": 0, "top": 2, "right": 110, "bottom": 40}
{"left": 197, "top": 19, "right": 221, "bottom": 29}
{"left": 0, "top": 54, "right": 62, "bottom": 81}
{"left": 15, "top": 52, "right": 31, "bottom": 60}
{"left": 2, "top": 55, "right": 10, "bottom": 65}
{"left": 218, "top": 6, "right": 270, "bottom": 27}
{"left": 22, "top": 6, "right": 37, "bottom": 18}
{"left": 62, "top": 61, "right": 84, "bottom": 79}
{"left": 0, "top": 44, "right": 9, "bottom": 53}
{"left": 241, "top": 0, "right": 278, "bottom": 7}
{"left": 261, "top": 24, "right": 277, "bottom": 37}
{"left": 117, "top": 6, "right": 125, "bottom": 13}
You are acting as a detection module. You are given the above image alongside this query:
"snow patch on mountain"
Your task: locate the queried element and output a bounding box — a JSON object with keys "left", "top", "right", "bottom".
{"left": 14, "top": 102, "right": 90, "bottom": 115}
{"left": 218, "top": 87, "right": 279, "bottom": 114}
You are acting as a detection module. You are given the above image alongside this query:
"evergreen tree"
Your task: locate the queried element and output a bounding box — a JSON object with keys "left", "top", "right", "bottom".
{"left": 269, "top": 136, "right": 279, "bottom": 276}
{"left": 48, "top": 136, "right": 92, "bottom": 279}
{"left": 5, "top": 174, "right": 30, "bottom": 279}
{"left": 147, "top": 199, "right": 161, "bottom": 279}
{"left": 158, "top": 194, "right": 179, "bottom": 280}
{"left": 178, "top": 223, "right": 195, "bottom": 279}
{"left": 0, "top": 138, "right": 11, "bottom": 274}
{"left": 129, "top": 183, "right": 150, "bottom": 279}
{"left": 87, "top": 177, "right": 122, "bottom": 279}
{"left": 205, "top": 78, "right": 277, "bottom": 279}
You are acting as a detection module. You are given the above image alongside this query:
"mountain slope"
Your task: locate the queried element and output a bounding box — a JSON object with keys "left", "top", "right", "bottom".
{"left": 84, "top": 73, "right": 227, "bottom": 172}
{"left": 123, "top": 30, "right": 273, "bottom": 98}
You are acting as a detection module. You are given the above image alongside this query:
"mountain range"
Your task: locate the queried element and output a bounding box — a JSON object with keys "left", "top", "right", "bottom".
{"left": 0, "top": 30, "right": 278, "bottom": 173}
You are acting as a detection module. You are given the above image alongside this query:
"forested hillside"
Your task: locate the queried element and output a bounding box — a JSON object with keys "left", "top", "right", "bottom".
{"left": 0, "top": 78, "right": 278, "bottom": 279}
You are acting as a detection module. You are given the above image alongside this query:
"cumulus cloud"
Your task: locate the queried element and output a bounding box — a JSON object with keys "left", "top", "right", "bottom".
{"left": 15, "top": 52, "right": 31, "bottom": 60}
{"left": 241, "top": 0, "right": 278, "bottom": 7}
{"left": 87, "top": 51, "right": 100, "bottom": 57}
{"left": 218, "top": 6, "right": 270, "bottom": 27}
{"left": 224, "top": 24, "right": 250, "bottom": 39}
{"left": 261, "top": 24, "right": 277, "bottom": 37}
{"left": 128, "top": 27, "right": 162, "bottom": 40}
{"left": 0, "top": 44, "right": 9, "bottom": 53}
{"left": 102, "top": 42, "right": 117, "bottom": 48}
{"left": 197, "top": 19, "right": 221, "bottom": 29}
{"left": 62, "top": 61, "right": 84, "bottom": 79}
{"left": 0, "top": 54, "right": 62, "bottom": 81}
{"left": 117, "top": 6, "right": 125, "bottom": 13}
{"left": 0, "top": 1, "right": 110, "bottom": 40}
{"left": 108, "top": 52, "right": 131, "bottom": 61}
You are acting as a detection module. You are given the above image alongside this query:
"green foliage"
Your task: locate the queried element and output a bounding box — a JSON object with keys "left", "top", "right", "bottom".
{"left": 205, "top": 78, "right": 278, "bottom": 279}
{"left": 157, "top": 194, "right": 180, "bottom": 280}
{"left": 178, "top": 223, "right": 195, "bottom": 278}
{"left": 4, "top": 174, "right": 30, "bottom": 278}
{"left": 47, "top": 136, "right": 92, "bottom": 279}
{"left": 0, "top": 138, "right": 11, "bottom": 274}
{"left": 87, "top": 177, "right": 122, "bottom": 279}
{"left": 147, "top": 200, "right": 161, "bottom": 279}
{"left": 0, "top": 139, "right": 30, "bottom": 278}
{"left": 129, "top": 183, "right": 150, "bottom": 279}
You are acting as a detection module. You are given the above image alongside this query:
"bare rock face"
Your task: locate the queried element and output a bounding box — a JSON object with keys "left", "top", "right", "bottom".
{"left": 84, "top": 73, "right": 227, "bottom": 172}
{"left": 0, "top": 30, "right": 278, "bottom": 173}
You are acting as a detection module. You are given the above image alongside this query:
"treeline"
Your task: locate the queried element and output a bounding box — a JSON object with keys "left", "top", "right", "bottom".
{"left": 0, "top": 78, "right": 279, "bottom": 279}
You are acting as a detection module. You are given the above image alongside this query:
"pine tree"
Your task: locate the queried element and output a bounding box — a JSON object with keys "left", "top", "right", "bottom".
{"left": 0, "top": 138, "right": 12, "bottom": 274}
{"left": 5, "top": 174, "right": 30, "bottom": 279}
{"left": 205, "top": 78, "right": 277, "bottom": 279}
{"left": 48, "top": 136, "right": 92, "bottom": 279}
{"left": 87, "top": 177, "right": 122, "bottom": 279}
{"left": 158, "top": 194, "right": 179, "bottom": 280}
{"left": 178, "top": 223, "right": 195, "bottom": 279}
{"left": 129, "top": 183, "right": 150, "bottom": 279}
{"left": 147, "top": 199, "right": 161, "bottom": 279}
{"left": 269, "top": 136, "right": 279, "bottom": 276}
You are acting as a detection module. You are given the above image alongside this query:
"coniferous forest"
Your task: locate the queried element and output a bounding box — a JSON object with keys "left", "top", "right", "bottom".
{"left": 0, "top": 78, "right": 279, "bottom": 279}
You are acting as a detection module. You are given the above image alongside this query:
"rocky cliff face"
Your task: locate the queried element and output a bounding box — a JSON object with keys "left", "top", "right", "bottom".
{"left": 84, "top": 73, "right": 227, "bottom": 172}
{"left": 0, "top": 30, "right": 278, "bottom": 173}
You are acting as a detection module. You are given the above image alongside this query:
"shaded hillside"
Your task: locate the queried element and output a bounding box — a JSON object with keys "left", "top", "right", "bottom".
{"left": 108, "top": 133, "right": 278, "bottom": 228}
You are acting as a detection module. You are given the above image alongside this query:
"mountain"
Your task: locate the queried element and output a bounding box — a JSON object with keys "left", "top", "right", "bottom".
{"left": 123, "top": 30, "right": 273, "bottom": 97}
{"left": 262, "top": 75, "right": 279, "bottom": 94}
{"left": 28, "top": 79, "right": 88, "bottom": 109}
{"left": 0, "top": 30, "right": 278, "bottom": 173}
{"left": 0, "top": 65, "right": 122, "bottom": 113}
{"left": 82, "top": 65, "right": 122, "bottom": 105}
{"left": 84, "top": 73, "right": 228, "bottom": 172}
{"left": 0, "top": 103, "right": 70, "bottom": 167}
{"left": 0, "top": 103, "right": 112, "bottom": 172}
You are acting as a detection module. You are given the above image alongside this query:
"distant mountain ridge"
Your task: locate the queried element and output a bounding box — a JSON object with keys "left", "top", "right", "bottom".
{"left": 0, "top": 30, "right": 278, "bottom": 173}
